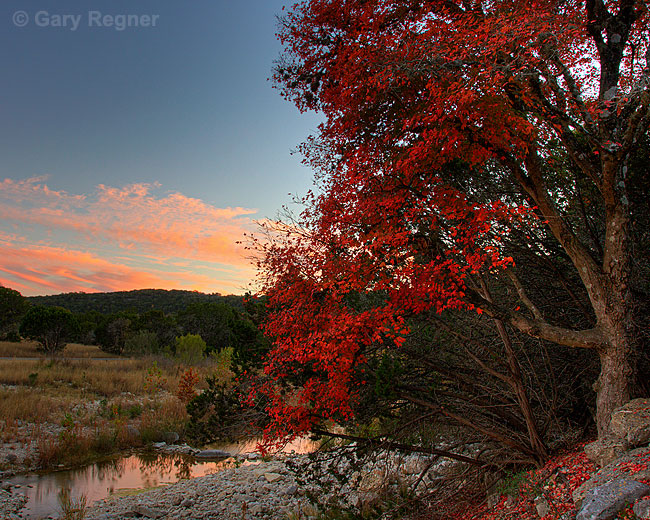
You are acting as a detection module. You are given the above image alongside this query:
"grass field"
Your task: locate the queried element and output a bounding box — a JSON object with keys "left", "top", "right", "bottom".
{"left": 0, "top": 341, "right": 234, "bottom": 469}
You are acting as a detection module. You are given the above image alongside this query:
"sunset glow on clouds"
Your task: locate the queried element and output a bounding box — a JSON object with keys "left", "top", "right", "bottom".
{"left": 0, "top": 177, "right": 259, "bottom": 296}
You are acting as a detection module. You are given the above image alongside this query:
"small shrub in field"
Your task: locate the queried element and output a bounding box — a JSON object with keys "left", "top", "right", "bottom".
{"left": 126, "top": 403, "right": 143, "bottom": 418}
{"left": 139, "top": 396, "right": 187, "bottom": 444}
{"left": 177, "top": 367, "right": 200, "bottom": 404}
{"left": 143, "top": 361, "right": 167, "bottom": 393}
{"left": 174, "top": 334, "right": 206, "bottom": 365}
{"left": 91, "top": 429, "right": 117, "bottom": 454}
{"left": 37, "top": 423, "right": 92, "bottom": 468}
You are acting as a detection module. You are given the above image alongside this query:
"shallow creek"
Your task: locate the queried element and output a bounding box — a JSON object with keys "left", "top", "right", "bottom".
{"left": 7, "top": 437, "right": 315, "bottom": 519}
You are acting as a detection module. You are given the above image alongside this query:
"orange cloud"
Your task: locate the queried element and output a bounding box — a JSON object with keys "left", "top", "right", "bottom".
{"left": 0, "top": 238, "right": 252, "bottom": 296}
{"left": 0, "top": 178, "right": 260, "bottom": 296}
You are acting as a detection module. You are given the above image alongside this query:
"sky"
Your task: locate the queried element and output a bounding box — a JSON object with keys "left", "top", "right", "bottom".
{"left": 0, "top": 0, "right": 321, "bottom": 296}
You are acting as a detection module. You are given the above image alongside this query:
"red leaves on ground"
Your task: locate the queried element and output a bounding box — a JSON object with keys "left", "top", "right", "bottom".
{"left": 456, "top": 444, "right": 597, "bottom": 520}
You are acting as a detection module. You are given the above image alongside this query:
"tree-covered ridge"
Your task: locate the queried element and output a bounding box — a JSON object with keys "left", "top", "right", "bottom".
{"left": 3, "top": 286, "right": 269, "bottom": 370}
{"left": 28, "top": 289, "right": 245, "bottom": 315}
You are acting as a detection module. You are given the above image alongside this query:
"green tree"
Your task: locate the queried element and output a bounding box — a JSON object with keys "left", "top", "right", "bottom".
{"left": 175, "top": 333, "right": 207, "bottom": 365}
{"left": 0, "top": 286, "right": 30, "bottom": 340}
{"left": 19, "top": 306, "right": 79, "bottom": 355}
{"left": 177, "top": 302, "right": 236, "bottom": 351}
{"left": 133, "top": 309, "right": 179, "bottom": 351}
{"left": 124, "top": 330, "right": 160, "bottom": 356}
{"left": 95, "top": 312, "right": 136, "bottom": 355}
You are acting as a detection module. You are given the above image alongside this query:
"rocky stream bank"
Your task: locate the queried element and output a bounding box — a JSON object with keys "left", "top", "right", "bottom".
{"left": 1, "top": 398, "right": 650, "bottom": 520}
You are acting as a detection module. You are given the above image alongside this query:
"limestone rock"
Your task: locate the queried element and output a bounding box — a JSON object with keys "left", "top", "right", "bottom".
{"left": 573, "top": 446, "right": 650, "bottom": 505}
{"left": 194, "top": 449, "right": 231, "bottom": 459}
{"left": 535, "top": 495, "right": 551, "bottom": 517}
{"left": 132, "top": 504, "right": 166, "bottom": 518}
{"left": 576, "top": 479, "right": 650, "bottom": 520}
{"left": 162, "top": 431, "right": 180, "bottom": 444}
{"left": 359, "top": 468, "right": 387, "bottom": 492}
{"left": 633, "top": 498, "right": 650, "bottom": 519}
{"left": 610, "top": 398, "right": 650, "bottom": 447}
{"left": 264, "top": 472, "right": 283, "bottom": 483}
{"left": 126, "top": 425, "right": 141, "bottom": 439}
{"left": 584, "top": 437, "right": 630, "bottom": 468}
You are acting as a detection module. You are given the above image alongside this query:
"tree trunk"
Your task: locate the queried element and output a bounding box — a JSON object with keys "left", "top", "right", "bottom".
{"left": 593, "top": 300, "right": 637, "bottom": 437}
{"left": 593, "top": 168, "right": 637, "bottom": 437}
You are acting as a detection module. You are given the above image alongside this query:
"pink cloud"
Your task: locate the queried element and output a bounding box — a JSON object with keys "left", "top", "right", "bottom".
{"left": 0, "top": 178, "right": 260, "bottom": 296}
{"left": 0, "top": 240, "right": 250, "bottom": 296}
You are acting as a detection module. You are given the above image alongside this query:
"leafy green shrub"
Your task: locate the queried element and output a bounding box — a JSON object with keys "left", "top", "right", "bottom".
{"left": 174, "top": 334, "right": 206, "bottom": 365}
{"left": 4, "top": 330, "right": 21, "bottom": 342}
{"left": 185, "top": 375, "right": 244, "bottom": 445}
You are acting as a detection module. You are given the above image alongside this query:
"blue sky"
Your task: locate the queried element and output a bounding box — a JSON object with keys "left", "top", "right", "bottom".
{"left": 0, "top": 0, "right": 321, "bottom": 296}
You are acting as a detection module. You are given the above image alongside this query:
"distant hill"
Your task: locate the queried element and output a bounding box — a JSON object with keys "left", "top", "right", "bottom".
{"left": 28, "top": 289, "right": 245, "bottom": 315}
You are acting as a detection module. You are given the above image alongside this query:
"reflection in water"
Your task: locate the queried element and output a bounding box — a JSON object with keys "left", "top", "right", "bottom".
{"left": 212, "top": 436, "right": 317, "bottom": 456}
{"left": 7, "top": 453, "right": 228, "bottom": 520}
{"left": 7, "top": 437, "right": 318, "bottom": 520}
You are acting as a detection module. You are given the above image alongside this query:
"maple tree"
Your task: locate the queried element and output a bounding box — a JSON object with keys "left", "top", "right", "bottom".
{"left": 254, "top": 0, "right": 650, "bottom": 449}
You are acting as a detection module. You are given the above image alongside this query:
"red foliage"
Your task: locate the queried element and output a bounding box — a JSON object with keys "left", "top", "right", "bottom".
{"left": 177, "top": 367, "right": 200, "bottom": 404}
{"left": 251, "top": 0, "right": 650, "bottom": 444}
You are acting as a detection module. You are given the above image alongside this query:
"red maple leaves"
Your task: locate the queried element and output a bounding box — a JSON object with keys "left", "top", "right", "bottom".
{"left": 253, "top": 0, "right": 650, "bottom": 443}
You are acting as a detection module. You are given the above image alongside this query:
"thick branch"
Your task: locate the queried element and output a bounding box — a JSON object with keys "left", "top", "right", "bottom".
{"left": 310, "top": 427, "right": 494, "bottom": 468}
{"left": 467, "top": 288, "right": 604, "bottom": 349}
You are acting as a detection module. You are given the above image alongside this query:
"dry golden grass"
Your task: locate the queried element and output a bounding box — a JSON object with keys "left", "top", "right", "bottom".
{"left": 0, "top": 343, "right": 231, "bottom": 467}
{"left": 0, "top": 357, "right": 191, "bottom": 396}
{"left": 0, "top": 341, "right": 118, "bottom": 358}
{"left": 0, "top": 386, "right": 77, "bottom": 423}
{"left": 0, "top": 352, "right": 225, "bottom": 400}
